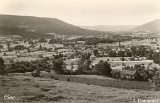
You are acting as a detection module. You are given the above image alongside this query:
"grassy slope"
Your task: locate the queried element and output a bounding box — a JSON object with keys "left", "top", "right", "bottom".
{"left": 0, "top": 73, "right": 160, "bottom": 103}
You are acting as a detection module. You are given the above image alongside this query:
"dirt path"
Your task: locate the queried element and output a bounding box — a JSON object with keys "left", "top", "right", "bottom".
{"left": 0, "top": 73, "right": 160, "bottom": 103}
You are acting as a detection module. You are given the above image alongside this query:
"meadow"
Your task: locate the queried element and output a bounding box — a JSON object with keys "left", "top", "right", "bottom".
{"left": 40, "top": 71, "right": 153, "bottom": 90}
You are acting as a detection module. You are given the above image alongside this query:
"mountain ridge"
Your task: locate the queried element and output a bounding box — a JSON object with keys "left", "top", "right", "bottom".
{"left": 81, "top": 19, "right": 160, "bottom": 32}
{"left": 130, "top": 19, "right": 160, "bottom": 31}
{"left": 0, "top": 14, "right": 105, "bottom": 37}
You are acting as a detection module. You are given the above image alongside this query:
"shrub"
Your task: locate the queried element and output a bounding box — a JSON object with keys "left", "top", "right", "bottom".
{"left": 5, "top": 59, "right": 51, "bottom": 73}
{"left": 93, "top": 60, "right": 112, "bottom": 77}
{"left": 0, "top": 44, "right": 3, "bottom": 49}
{"left": 13, "top": 45, "right": 25, "bottom": 50}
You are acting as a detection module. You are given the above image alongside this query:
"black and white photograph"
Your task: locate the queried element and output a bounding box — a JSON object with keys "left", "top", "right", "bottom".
{"left": 0, "top": 0, "right": 160, "bottom": 102}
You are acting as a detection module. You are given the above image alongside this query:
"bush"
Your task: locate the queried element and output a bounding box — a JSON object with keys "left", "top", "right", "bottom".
{"left": 153, "top": 52, "right": 160, "bottom": 65}
{"left": 0, "top": 57, "right": 5, "bottom": 75}
{"left": 5, "top": 59, "right": 51, "bottom": 73}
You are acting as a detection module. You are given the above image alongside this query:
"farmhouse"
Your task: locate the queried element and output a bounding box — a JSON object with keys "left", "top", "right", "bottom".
{"left": 148, "top": 63, "right": 160, "bottom": 71}
{"left": 82, "top": 48, "right": 92, "bottom": 53}
{"left": 66, "top": 65, "right": 78, "bottom": 71}
{"left": 120, "top": 70, "right": 136, "bottom": 79}
{"left": 65, "top": 58, "right": 81, "bottom": 65}
{"left": 109, "top": 60, "right": 153, "bottom": 68}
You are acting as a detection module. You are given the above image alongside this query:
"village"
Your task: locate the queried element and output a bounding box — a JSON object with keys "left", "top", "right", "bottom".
{"left": 0, "top": 31, "right": 160, "bottom": 84}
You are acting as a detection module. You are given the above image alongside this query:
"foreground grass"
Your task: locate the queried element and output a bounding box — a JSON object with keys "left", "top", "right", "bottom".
{"left": 0, "top": 73, "right": 160, "bottom": 103}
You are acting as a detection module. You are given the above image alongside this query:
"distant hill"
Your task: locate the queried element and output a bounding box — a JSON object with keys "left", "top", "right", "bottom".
{"left": 0, "top": 14, "right": 105, "bottom": 38}
{"left": 81, "top": 25, "right": 138, "bottom": 31}
{"left": 131, "top": 19, "right": 160, "bottom": 31}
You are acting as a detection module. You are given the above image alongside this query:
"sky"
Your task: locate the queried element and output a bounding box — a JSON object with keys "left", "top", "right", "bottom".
{"left": 0, "top": 0, "right": 160, "bottom": 26}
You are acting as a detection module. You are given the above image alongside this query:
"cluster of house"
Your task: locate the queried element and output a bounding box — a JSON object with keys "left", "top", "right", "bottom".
{"left": 111, "top": 59, "right": 160, "bottom": 81}
{"left": 0, "top": 35, "right": 22, "bottom": 43}
{"left": 1, "top": 34, "right": 160, "bottom": 80}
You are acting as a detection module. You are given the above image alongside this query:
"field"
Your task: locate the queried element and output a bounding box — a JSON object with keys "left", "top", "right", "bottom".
{"left": 0, "top": 73, "right": 160, "bottom": 103}
{"left": 97, "top": 39, "right": 159, "bottom": 49}
{"left": 92, "top": 57, "right": 153, "bottom": 70}
{"left": 14, "top": 57, "right": 40, "bottom": 62}
{"left": 92, "top": 57, "right": 121, "bottom": 64}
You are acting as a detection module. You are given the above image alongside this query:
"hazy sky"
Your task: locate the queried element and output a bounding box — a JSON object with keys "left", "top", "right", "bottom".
{"left": 0, "top": 0, "right": 160, "bottom": 26}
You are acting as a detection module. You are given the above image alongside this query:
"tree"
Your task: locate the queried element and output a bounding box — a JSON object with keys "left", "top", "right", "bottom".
{"left": 0, "top": 44, "right": 3, "bottom": 49}
{"left": 81, "top": 53, "right": 91, "bottom": 61}
{"left": 120, "top": 57, "right": 125, "bottom": 61}
{"left": 134, "top": 71, "right": 144, "bottom": 81}
{"left": 117, "top": 50, "right": 125, "bottom": 57}
{"left": 52, "top": 58, "right": 65, "bottom": 74}
{"left": 77, "top": 53, "right": 92, "bottom": 74}
{"left": 153, "top": 52, "right": 160, "bottom": 65}
{"left": 39, "top": 45, "right": 43, "bottom": 50}
{"left": 6, "top": 41, "right": 11, "bottom": 52}
{"left": 139, "top": 47, "right": 146, "bottom": 57}
{"left": 131, "top": 46, "right": 137, "bottom": 57}
{"left": 14, "top": 45, "right": 25, "bottom": 50}
{"left": 112, "top": 71, "right": 121, "bottom": 79}
{"left": 148, "top": 50, "right": 153, "bottom": 60}
{"left": 0, "top": 57, "right": 5, "bottom": 75}
{"left": 28, "top": 40, "right": 34, "bottom": 47}
{"left": 134, "top": 64, "right": 149, "bottom": 81}
{"left": 93, "top": 60, "right": 112, "bottom": 76}
{"left": 38, "top": 38, "right": 47, "bottom": 43}
{"left": 70, "top": 62, "right": 74, "bottom": 72}
{"left": 125, "top": 50, "right": 132, "bottom": 57}
{"left": 83, "top": 60, "right": 92, "bottom": 72}
{"left": 49, "top": 39, "right": 54, "bottom": 45}
{"left": 32, "top": 69, "right": 41, "bottom": 77}
{"left": 28, "top": 48, "right": 30, "bottom": 52}
{"left": 108, "top": 50, "right": 116, "bottom": 57}
{"left": 77, "top": 59, "right": 92, "bottom": 74}
{"left": 93, "top": 49, "right": 98, "bottom": 56}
